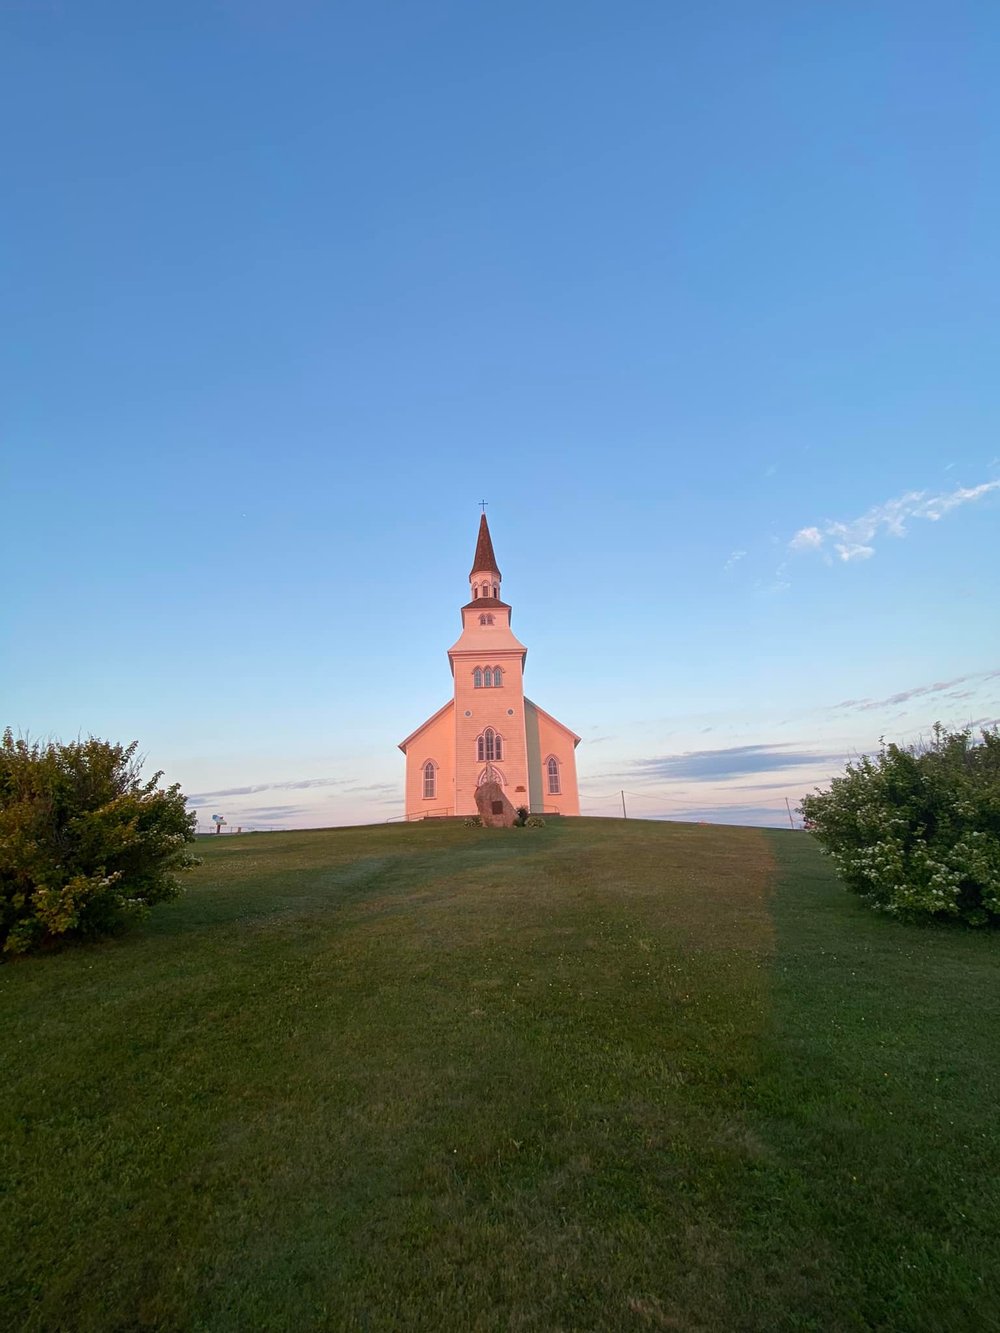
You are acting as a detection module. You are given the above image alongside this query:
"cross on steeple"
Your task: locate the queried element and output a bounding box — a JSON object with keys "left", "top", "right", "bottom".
{"left": 478, "top": 499, "right": 488, "bottom": 513}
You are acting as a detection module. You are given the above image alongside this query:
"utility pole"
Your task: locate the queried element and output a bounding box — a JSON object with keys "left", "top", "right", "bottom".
{"left": 621, "top": 790, "right": 627, "bottom": 819}
{"left": 784, "top": 797, "right": 796, "bottom": 830}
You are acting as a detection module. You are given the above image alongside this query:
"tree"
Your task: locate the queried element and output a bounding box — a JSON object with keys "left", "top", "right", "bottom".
{"left": 0, "top": 730, "right": 197, "bottom": 955}
{"left": 800, "top": 724, "right": 1000, "bottom": 926}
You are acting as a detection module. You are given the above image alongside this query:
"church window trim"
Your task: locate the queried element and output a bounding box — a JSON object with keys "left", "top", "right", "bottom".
{"left": 546, "top": 756, "right": 561, "bottom": 795}
{"left": 476, "top": 728, "right": 503, "bottom": 763}
{"left": 473, "top": 667, "right": 483, "bottom": 689}
{"left": 422, "top": 760, "right": 438, "bottom": 800}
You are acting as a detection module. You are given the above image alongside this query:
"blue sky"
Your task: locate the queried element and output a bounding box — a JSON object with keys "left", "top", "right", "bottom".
{"left": 3, "top": 1, "right": 998, "bottom": 829}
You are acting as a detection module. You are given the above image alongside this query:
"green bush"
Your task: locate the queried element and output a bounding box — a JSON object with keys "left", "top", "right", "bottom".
{"left": 525, "top": 816, "right": 546, "bottom": 828}
{"left": 464, "top": 815, "right": 482, "bottom": 828}
{"left": 801, "top": 724, "right": 1000, "bottom": 926}
{"left": 0, "top": 730, "right": 197, "bottom": 955}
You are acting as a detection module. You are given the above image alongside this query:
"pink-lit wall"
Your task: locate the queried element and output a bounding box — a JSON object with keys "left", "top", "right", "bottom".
{"left": 402, "top": 702, "right": 455, "bottom": 817}
{"left": 525, "top": 700, "right": 581, "bottom": 816}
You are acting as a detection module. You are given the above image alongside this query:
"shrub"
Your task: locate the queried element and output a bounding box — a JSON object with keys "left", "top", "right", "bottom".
{"left": 464, "top": 815, "right": 482, "bottom": 828}
{"left": 800, "top": 724, "right": 1000, "bottom": 926}
{"left": 514, "top": 806, "right": 529, "bottom": 827}
{"left": 525, "top": 816, "right": 546, "bottom": 828}
{"left": 0, "top": 730, "right": 198, "bottom": 955}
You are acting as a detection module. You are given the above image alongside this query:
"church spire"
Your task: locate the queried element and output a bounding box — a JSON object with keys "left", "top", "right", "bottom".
{"left": 468, "top": 512, "right": 503, "bottom": 603}
{"left": 470, "top": 512, "right": 500, "bottom": 580}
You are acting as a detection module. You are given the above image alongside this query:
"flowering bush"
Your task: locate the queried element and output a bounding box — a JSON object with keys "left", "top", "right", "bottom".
{"left": 464, "top": 815, "right": 482, "bottom": 828}
{"left": 800, "top": 725, "right": 1000, "bottom": 926}
{"left": 0, "top": 730, "right": 197, "bottom": 955}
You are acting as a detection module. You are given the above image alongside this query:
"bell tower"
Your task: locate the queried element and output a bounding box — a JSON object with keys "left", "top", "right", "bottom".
{"left": 448, "top": 514, "right": 530, "bottom": 811}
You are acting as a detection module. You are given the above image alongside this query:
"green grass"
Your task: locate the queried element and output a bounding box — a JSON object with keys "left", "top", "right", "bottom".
{"left": 2, "top": 819, "right": 998, "bottom": 1331}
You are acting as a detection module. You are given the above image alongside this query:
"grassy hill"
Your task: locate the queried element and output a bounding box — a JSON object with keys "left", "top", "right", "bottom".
{"left": 3, "top": 819, "right": 998, "bottom": 1332}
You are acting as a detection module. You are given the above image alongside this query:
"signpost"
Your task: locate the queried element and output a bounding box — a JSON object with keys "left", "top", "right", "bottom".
{"left": 212, "top": 814, "right": 226, "bottom": 835}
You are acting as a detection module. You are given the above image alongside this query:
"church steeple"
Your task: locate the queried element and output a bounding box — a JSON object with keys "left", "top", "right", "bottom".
{"left": 469, "top": 512, "right": 502, "bottom": 603}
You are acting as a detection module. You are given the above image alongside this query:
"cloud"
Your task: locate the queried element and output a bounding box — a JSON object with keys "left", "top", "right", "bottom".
{"left": 734, "top": 780, "right": 818, "bottom": 792}
{"left": 723, "top": 549, "right": 747, "bottom": 572}
{"left": 187, "top": 776, "right": 351, "bottom": 803}
{"left": 630, "top": 743, "right": 843, "bottom": 783}
{"left": 789, "top": 526, "right": 823, "bottom": 551}
{"left": 239, "top": 804, "right": 311, "bottom": 819}
{"left": 790, "top": 479, "right": 1000, "bottom": 562}
{"left": 832, "top": 668, "right": 1000, "bottom": 712}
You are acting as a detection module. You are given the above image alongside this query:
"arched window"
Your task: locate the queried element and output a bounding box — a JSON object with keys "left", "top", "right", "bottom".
{"left": 479, "top": 613, "right": 494, "bottom": 626}
{"left": 547, "top": 756, "right": 561, "bottom": 795}
{"left": 483, "top": 667, "right": 492, "bottom": 687}
{"left": 493, "top": 584, "right": 499, "bottom": 598}
{"left": 492, "top": 666, "right": 503, "bottom": 687}
{"left": 423, "top": 761, "right": 437, "bottom": 799}
{"left": 477, "top": 729, "right": 503, "bottom": 763}
{"left": 473, "top": 584, "right": 479, "bottom": 599}
{"left": 473, "top": 667, "right": 483, "bottom": 689}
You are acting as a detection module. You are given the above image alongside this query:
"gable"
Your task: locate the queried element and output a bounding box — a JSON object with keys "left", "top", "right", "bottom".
{"left": 398, "top": 700, "right": 454, "bottom": 753}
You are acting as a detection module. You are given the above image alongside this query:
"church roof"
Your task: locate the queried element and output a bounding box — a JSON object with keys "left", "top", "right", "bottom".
{"left": 470, "top": 513, "right": 500, "bottom": 576}
{"left": 462, "top": 596, "right": 510, "bottom": 609}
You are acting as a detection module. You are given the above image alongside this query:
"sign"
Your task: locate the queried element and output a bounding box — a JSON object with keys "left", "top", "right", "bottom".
{"left": 212, "top": 815, "right": 225, "bottom": 824}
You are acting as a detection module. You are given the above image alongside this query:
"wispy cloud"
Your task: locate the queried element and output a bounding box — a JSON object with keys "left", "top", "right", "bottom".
{"left": 630, "top": 743, "right": 843, "bottom": 783}
{"left": 832, "top": 668, "right": 1000, "bottom": 712}
{"left": 187, "top": 776, "right": 350, "bottom": 803}
{"left": 240, "top": 804, "right": 311, "bottom": 819}
{"left": 723, "top": 549, "right": 747, "bottom": 572}
{"left": 790, "top": 480, "right": 1000, "bottom": 563}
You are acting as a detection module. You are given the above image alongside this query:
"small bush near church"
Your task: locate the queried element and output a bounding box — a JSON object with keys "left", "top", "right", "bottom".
{"left": 526, "top": 817, "right": 546, "bottom": 828}
{"left": 464, "top": 815, "right": 481, "bottom": 828}
{"left": 800, "top": 724, "right": 1000, "bottom": 926}
{"left": 0, "top": 730, "right": 197, "bottom": 955}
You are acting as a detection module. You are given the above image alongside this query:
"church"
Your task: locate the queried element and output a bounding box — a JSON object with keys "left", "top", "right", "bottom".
{"left": 399, "top": 514, "right": 580, "bottom": 820}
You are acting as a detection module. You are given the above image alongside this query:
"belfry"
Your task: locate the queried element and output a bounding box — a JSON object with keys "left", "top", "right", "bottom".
{"left": 399, "top": 514, "right": 581, "bottom": 819}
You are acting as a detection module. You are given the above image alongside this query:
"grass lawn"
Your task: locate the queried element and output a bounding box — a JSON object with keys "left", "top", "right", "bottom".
{"left": 2, "top": 819, "right": 998, "bottom": 1331}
